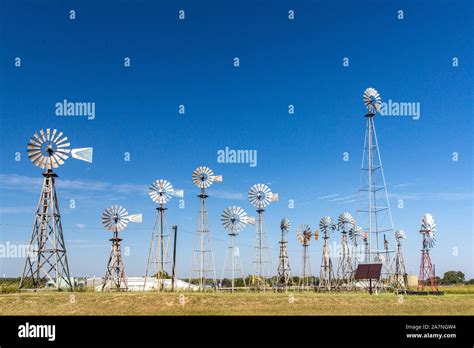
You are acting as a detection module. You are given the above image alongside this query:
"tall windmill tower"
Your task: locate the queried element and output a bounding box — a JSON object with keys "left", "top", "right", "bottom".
{"left": 296, "top": 224, "right": 313, "bottom": 290}
{"left": 418, "top": 214, "right": 438, "bottom": 292}
{"left": 276, "top": 218, "right": 293, "bottom": 291}
{"left": 220, "top": 206, "right": 254, "bottom": 292}
{"left": 393, "top": 229, "right": 408, "bottom": 290}
{"left": 356, "top": 88, "right": 395, "bottom": 278}
{"left": 318, "top": 216, "right": 336, "bottom": 291}
{"left": 101, "top": 205, "right": 142, "bottom": 291}
{"left": 145, "top": 179, "right": 183, "bottom": 291}
{"left": 190, "top": 166, "right": 221, "bottom": 291}
{"left": 336, "top": 212, "right": 355, "bottom": 289}
{"left": 19, "top": 128, "right": 93, "bottom": 290}
{"left": 248, "top": 183, "right": 278, "bottom": 291}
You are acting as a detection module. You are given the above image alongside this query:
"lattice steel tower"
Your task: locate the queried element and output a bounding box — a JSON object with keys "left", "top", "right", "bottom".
{"left": 19, "top": 128, "right": 93, "bottom": 291}
{"left": 101, "top": 205, "right": 142, "bottom": 291}
{"left": 318, "top": 216, "right": 336, "bottom": 291}
{"left": 190, "top": 166, "right": 221, "bottom": 291}
{"left": 248, "top": 183, "right": 278, "bottom": 291}
{"left": 145, "top": 179, "right": 183, "bottom": 291}
{"left": 356, "top": 88, "right": 395, "bottom": 278}
{"left": 276, "top": 218, "right": 293, "bottom": 291}
{"left": 220, "top": 206, "right": 254, "bottom": 292}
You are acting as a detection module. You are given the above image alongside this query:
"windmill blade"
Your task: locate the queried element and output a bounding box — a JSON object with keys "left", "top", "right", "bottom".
{"left": 127, "top": 213, "right": 143, "bottom": 223}
{"left": 71, "top": 147, "right": 93, "bottom": 163}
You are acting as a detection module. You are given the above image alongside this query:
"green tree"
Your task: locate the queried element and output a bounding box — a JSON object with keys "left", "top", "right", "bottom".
{"left": 441, "top": 271, "right": 465, "bottom": 285}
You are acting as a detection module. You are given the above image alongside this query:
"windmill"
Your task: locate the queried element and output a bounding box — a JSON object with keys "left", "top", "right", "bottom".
{"left": 418, "top": 214, "right": 438, "bottom": 291}
{"left": 144, "top": 179, "right": 183, "bottom": 291}
{"left": 318, "top": 216, "right": 336, "bottom": 291}
{"left": 190, "top": 166, "right": 221, "bottom": 291}
{"left": 336, "top": 212, "right": 355, "bottom": 289}
{"left": 276, "top": 218, "right": 293, "bottom": 291}
{"left": 19, "top": 128, "right": 93, "bottom": 290}
{"left": 355, "top": 88, "right": 395, "bottom": 280}
{"left": 220, "top": 206, "right": 254, "bottom": 292}
{"left": 248, "top": 183, "right": 278, "bottom": 291}
{"left": 393, "top": 229, "right": 408, "bottom": 291}
{"left": 296, "top": 224, "right": 313, "bottom": 289}
{"left": 349, "top": 225, "right": 364, "bottom": 269}
{"left": 101, "top": 205, "right": 142, "bottom": 291}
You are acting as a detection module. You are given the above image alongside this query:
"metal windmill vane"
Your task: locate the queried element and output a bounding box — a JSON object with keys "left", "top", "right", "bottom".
{"left": 248, "top": 183, "right": 278, "bottom": 291}
{"left": 220, "top": 205, "right": 255, "bottom": 234}
{"left": 420, "top": 213, "right": 436, "bottom": 249}
{"left": 296, "top": 224, "right": 313, "bottom": 246}
{"left": 220, "top": 206, "right": 254, "bottom": 292}
{"left": 19, "top": 128, "right": 93, "bottom": 291}
{"left": 363, "top": 87, "right": 382, "bottom": 114}
{"left": 248, "top": 183, "right": 279, "bottom": 209}
{"left": 190, "top": 166, "right": 221, "bottom": 291}
{"left": 101, "top": 205, "right": 142, "bottom": 291}
{"left": 27, "top": 128, "right": 92, "bottom": 169}
{"left": 148, "top": 179, "right": 184, "bottom": 205}
{"left": 145, "top": 179, "right": 183, "bottom": 291}
{"left": 276, "top": 218, "right": 293, "bottom": 290}
{"left": 192, "top": 166, "right": 222, "bottom": 189}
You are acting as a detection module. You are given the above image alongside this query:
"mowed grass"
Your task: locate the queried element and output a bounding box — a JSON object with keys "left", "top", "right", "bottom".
{"left": 0, "top": 291, "right": 473, "bottom": 315}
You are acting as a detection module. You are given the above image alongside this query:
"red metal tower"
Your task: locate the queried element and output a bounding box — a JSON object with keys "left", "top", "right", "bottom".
{"left": 417, "top": 213, "right": 438, "bottom": 291}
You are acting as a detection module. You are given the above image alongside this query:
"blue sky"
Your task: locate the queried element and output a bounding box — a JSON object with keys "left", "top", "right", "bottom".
{"left": 0, "top": 0, "right": 472, "bottom": 279}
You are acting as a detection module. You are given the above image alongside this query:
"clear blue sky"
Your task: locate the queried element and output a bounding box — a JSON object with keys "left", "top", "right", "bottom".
{"left": 0, "top": 0, "right": 472, "bottom": 279}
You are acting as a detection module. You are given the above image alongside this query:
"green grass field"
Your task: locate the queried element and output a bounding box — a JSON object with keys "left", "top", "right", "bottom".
{"left": 1, "top": 290, "right": 473, "bottom": 316}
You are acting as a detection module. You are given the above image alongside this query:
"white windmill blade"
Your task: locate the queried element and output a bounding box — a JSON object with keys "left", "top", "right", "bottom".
{"left": 71, "top": 147, "right": 93, "bottom": 163}
{"left": 127, "top": 213, "right": 143, "bottom": 223}
{"left": 211, "top": 175, "right": 223, "bottom": 183}
{"left": 246, "top": 216, "right": 256, "bottom": 225}
{"left": 271, "top": 192, "right": 279, "bottom": 202}
{"left": 171, "top": 189, "right": 184, "bottom": 198}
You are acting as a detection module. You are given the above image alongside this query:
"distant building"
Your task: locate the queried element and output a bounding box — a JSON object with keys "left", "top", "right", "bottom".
{"left": 87, "top": 276, "right": 199, "bottom": 291}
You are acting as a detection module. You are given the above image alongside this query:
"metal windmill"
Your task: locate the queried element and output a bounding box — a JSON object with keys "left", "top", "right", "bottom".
{"left": 296, "top": 224, "right": 313, "bottom": 289}
{"left": 418, "top": 214, "right": 438, "bottom": 291}
{"left": 355, "top": 88, "right": 395, "bottom": 279}
{"left": 349, "top": 225, "right": 364, "bottom": 269}
{"left": 248, "top": 183, "right": 278, "bottom": 291}
{"left": 220, "top": 206, "right": 254, "bottom": 292}
{"left": 318, "top": 216, "right": 336, "bottom": 291}
{"left": 336, "top": 212, "right": 355, "bottom": 289}
{"left": 19, "top": 128, "right": 93, "bottom": 290}
{"left": 101, "top": 205, "right": 142, "bottom": 291}
{"left": 276, "top": 218, "right": 293, "bottom": 291}
{"left": 362, "top": 231, "right": 370, "bottom": 264}
{"left": 190, "top": 166, "right": 221, "bottom": 291}
{"left": 393, "top": 229, "right": 408, "bottom": 290}
{"left": 144, "top": 179, "right": 183, "bottom": 291}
